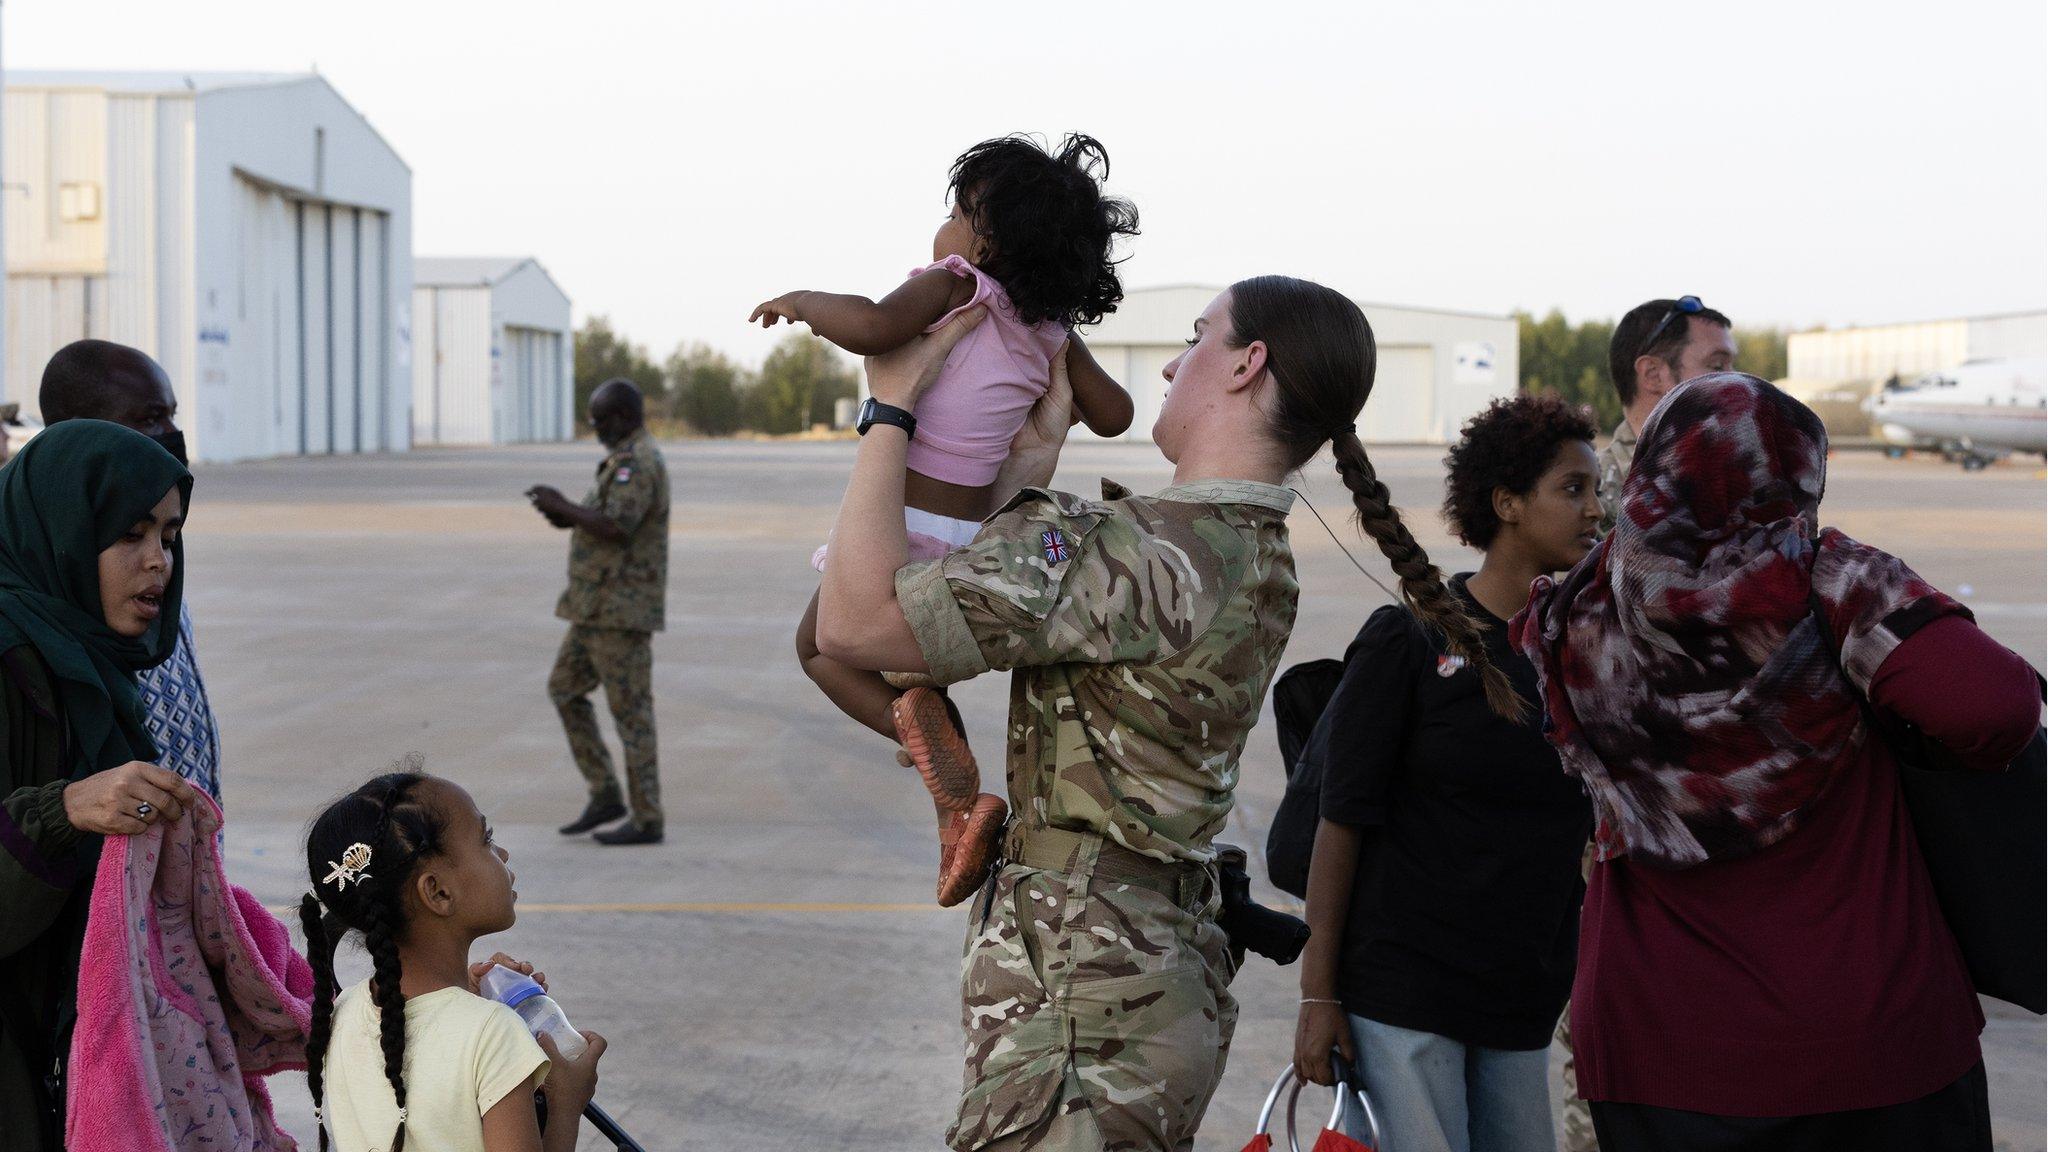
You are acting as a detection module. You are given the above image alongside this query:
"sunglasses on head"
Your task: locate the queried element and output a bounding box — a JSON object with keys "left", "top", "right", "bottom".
{"left": 1638, "top": 295, "right": 1705, "bottom": 359}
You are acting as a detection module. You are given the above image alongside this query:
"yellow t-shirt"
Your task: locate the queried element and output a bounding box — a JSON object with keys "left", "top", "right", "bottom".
{"left": 323, "top": 982, "right": 550, "bottom": 1152}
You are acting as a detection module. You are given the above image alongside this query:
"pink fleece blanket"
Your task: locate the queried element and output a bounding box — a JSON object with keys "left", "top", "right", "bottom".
{"left": 69, "top": 793, "right": 314, "bottom": 1152}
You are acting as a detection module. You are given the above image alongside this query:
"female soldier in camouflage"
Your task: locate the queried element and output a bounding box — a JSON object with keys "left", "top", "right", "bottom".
{"left": 816, "top": 277, "right": 1517, "bottom": 1152}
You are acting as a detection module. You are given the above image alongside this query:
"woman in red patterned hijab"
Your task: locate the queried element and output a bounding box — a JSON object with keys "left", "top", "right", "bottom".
{"left": 1518, "top": 372, "right": 1969, "bottom": 866}
{"left": 1512, "top": 372, "right": 2040, "bottom": 1150}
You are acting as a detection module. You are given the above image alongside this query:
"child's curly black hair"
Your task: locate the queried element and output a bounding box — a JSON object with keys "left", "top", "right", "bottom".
{"left": 948, "top": 133, "right": 1139, "bottom": 329}
{"left": 1442, "top": 394, "right": 1599, "bottom": 550}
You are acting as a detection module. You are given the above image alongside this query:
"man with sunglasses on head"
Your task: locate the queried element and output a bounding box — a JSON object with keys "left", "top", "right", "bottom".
{"left": 1596, "top": 296, "right": 1736, "bottom": 533}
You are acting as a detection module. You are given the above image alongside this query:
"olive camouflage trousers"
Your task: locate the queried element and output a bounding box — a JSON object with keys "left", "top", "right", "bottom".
{"left": 949, "top": 836, "right": 1237, "bottom": 1152}
{"left": 548, "top": 624, "right": 662, "bottom": 830}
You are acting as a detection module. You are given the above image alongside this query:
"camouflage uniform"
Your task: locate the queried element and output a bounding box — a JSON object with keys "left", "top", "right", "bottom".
{"left": 1594, "top": 418, "right": 1637, "bottom": 537}
{"left": 550, "top": 428, "right": 669, "bottom": 831}
{"left": 896, "top": 478, "right": 1300, "bottom": 1152}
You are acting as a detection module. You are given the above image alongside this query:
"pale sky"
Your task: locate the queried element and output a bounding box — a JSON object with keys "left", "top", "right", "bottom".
{"left": 9, "top": 0, "right": 2045, "bottom": 367}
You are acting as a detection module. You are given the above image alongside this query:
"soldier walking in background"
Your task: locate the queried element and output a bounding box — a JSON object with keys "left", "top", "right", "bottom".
{"left": 527, "top": 378, "right": 671, "bottom": 846}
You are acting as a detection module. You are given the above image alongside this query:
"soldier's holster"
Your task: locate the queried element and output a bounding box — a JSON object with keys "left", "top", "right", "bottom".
{"left": 1002, "top": 823, "right": 1213, "bottom": 914}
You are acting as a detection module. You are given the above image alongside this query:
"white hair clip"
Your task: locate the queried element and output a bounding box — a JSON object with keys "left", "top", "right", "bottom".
{"left": 322, "top": 843, "right": 374, "bottom": 891}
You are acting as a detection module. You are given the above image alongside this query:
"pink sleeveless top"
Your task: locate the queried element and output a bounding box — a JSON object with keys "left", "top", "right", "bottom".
{"left": 903, "top": 255, "right": 1069, "bottom": 487}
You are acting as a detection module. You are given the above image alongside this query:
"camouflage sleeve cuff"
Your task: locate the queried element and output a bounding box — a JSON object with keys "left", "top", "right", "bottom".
{"left": 896, "top": 559, "right": 989, "bottom": 686}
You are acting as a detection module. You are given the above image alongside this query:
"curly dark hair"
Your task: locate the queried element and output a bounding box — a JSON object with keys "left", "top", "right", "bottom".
{"left": 948, "top": 133, "right": 1139, "bottom": 328}
{"left": 1442, "top": 394, "right": 1599, "bottom": 550}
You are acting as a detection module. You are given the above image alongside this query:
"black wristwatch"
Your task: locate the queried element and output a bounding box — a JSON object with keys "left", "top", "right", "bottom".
{"left": 856, "top": 397, "right": 917, "bottom": 439}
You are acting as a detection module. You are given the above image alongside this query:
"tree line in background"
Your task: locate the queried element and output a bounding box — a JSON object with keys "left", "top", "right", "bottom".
{"left": 576, "top": 310, "right": 1793, "bottom": 439}
{"left": 1515, "top": 310, "right": 1789, "bottom": 429}
{"left": 573, "top": 317, "right": 859, "bottom": 436}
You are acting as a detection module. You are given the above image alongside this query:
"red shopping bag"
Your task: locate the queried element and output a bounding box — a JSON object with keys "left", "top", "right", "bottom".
{"left": 1242, "top": 1052, "right": 1382, "bottom": 1152}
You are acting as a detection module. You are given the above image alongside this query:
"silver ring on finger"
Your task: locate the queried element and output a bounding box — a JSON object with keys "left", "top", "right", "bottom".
{"left": 135, "top": 801, "right": 154, "bottom": 820}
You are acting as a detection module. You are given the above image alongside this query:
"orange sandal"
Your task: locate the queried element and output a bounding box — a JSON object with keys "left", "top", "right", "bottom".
{"left": 937, "top": 794, "right": 1008, "bottom": 907}
{"left": 893, "top": 687, "right": 1007, "bottom": 906}
{"left": 893, "top": 686, "right": 981, "bottom": 813}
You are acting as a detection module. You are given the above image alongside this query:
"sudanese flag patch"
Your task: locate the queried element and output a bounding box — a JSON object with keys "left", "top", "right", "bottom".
{"left": 1041, "top": 529, "right": 1070, "bottom": 565}
{"left": 614, "top": 466, "right": 633, "bottom": 483}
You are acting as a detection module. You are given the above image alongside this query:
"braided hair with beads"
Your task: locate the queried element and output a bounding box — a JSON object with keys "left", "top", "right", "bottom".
{"left": 1224, "top": 274, "right": 1525, "bottom": 720}
{"left": 300, "top": 764, "right": 447, "bottom": 1152}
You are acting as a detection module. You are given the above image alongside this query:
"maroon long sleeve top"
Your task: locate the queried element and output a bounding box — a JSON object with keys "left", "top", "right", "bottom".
{"left": 1571, "top": 615, "right": 2042, "bottom": 1116}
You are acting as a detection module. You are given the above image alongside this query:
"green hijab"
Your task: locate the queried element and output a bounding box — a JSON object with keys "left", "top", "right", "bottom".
{"left": 0, "top": 419, "right": 191, "bottom": 776}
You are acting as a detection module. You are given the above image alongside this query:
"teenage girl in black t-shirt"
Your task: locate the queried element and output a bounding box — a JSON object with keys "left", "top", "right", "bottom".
{"left": 1293, "top": 395, "right": 1601, "bottom": 1152}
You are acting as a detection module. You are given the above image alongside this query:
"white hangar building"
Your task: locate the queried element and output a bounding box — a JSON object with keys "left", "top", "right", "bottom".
{"left": 1077, "top": 285, "right": 1519, "bottom": 444}
{"left": 412, "top": 257, "right": 573, "bottom": 446}
{"left": 4, "top": 71, "right": 413, "bottom": 462}
{"left": 1787, "top": 311, "right": 2046, "bottom": 383}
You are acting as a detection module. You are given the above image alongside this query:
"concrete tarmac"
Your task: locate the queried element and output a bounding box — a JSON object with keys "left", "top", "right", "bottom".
{"left": 189, "top": 440, "right": 2045, "bottom": 1150}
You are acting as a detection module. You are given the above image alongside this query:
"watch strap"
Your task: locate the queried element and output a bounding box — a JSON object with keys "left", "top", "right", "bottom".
{"left": 859, "top": 399, "right": 917, "bottom": 438}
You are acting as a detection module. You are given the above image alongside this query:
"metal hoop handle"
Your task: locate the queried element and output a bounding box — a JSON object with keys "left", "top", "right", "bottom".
{"left": 1250, "top": 1052, "right": 1384, "bottom": 1152}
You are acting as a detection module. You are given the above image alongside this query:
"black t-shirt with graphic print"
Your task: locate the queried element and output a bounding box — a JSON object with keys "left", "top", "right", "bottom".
{"left": 1308, "top": 575, "right": 1593, "bottom": 1051}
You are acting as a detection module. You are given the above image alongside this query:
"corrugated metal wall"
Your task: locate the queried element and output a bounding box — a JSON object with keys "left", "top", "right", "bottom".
{"left": 360, "top": 211, "right": 389, "bottom": 451}
{"left": 329, "top": 206, "right": 360, "bottom": 453}
{"left": 6, "top": 82, "right": 403, "bottom": 457}
{"left": 1361, "top": 346, "right": 1435, "bottom": 442}
{"left": 412, "top": 288, "right": 568, "bottom": 446}
{"left": 503, "top": 325, "right": 565, "bottom": 443}
{"left": 278, "top": 196, "right": 389, "bottom": 453}
{"left": 298, "top": 202, "right": 330, "bottom": 453}
{"left": 1788, "top": 321, "right": 1969, "bottom": 383}
{"left": 4, "top": 88, "right": 115, "bottom": 408}
{"left": 410, "top": 284, "right": 493, "bottom": 445}
{"left": 233, "top": 174, "right": 296, "bottom": 451}
{"left": 4, "top": 275, "right": 104, "bottom": 399}
{"left": 1966, "top": 314, "right": 2048, "bottom": 363}
{"left": 3, "top": 89, "right": 108, "bottom": 275}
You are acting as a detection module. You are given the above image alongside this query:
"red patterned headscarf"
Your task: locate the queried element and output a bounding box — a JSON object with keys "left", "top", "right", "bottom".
{"left": 1512, "top": 373, "right": 1968, "bottom": 868}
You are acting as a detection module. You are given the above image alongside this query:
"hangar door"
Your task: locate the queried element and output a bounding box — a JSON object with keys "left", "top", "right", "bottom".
{"left": 502, "top": 326, "right": 566, "bottom": 443}
{"left": 1360, "top": 345, "right": 1435, "bottom": 443}
{"left": 234, "top": 175, "right": 392, "bottom": 456}
{"left": 296, "top": 200, "right": 390, "bottom": 454}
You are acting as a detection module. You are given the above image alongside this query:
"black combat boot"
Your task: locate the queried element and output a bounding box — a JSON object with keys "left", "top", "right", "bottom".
{"left": 559, "top": 797, "right": 627, "bottom": 835}
{"left": 594, "top": 822, "right": 664, "bottom": 846}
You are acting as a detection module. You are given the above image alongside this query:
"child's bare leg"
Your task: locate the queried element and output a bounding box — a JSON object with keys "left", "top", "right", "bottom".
{"left": 796, "top": 590, "right": 900, "bottom": 740}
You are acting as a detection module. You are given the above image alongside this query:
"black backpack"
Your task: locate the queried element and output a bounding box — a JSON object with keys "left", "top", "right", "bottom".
{"left": 1264, "top": 658, "right": 1346, "bottom": 898}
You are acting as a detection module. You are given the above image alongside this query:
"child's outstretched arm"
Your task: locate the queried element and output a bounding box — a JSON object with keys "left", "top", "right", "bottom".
{"left": 749, "top": 268, "right": 973, "bottom": 356}
{"left": 1063, "top": 336, "right": 1135, "bottom": 438}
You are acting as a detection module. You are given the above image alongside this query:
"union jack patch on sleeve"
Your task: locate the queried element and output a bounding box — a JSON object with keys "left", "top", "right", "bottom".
{"left": 1041, "top": 529, "right": 1070, "bottom": 565}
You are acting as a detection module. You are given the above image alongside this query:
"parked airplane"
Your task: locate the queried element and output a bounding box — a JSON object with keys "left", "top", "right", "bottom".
{"left": 1869, "top": 358, "right": 2046, "bottom": 470}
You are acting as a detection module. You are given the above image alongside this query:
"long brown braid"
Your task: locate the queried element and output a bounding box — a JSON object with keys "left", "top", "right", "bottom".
{"left": 1226, "top": 275, "right": 1523, "bottom": 719}
{"left": 1331, "top": 429, "right": 1525, "bottom": 718}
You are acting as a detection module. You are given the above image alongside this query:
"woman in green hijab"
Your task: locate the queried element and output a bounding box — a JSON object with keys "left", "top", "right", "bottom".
{"left": 0, "top": 419, "right": 201, "bottom": 1151}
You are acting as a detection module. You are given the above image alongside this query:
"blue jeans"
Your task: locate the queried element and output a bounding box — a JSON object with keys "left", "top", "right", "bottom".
{"left": 1343, "top": 1015, "right": 1555, "bottom": 1152}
